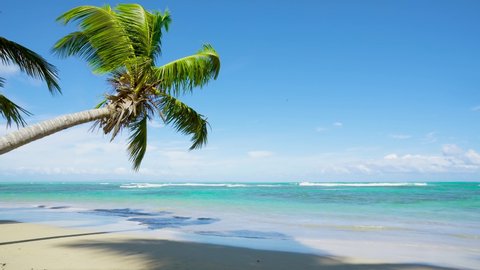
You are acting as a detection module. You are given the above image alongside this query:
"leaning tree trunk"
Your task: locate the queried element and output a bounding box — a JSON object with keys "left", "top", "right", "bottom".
{"left": 0, "top": 107, "right": 111, "bottom": 154}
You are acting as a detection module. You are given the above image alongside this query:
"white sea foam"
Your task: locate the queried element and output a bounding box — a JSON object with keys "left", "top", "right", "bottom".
{"left": 298, "top": 182, "right": 428, "bottom": 187}
{"left": 120, "top": 183, "right": 166, "bottom": 188}
{"left": 119, "top": 183, "right": 248, "bottom": 189}
{"left": 120, "top": 182, "right": 428, "bottom": 188}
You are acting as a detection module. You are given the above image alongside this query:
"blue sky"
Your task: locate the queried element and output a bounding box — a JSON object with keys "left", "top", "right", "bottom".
{"left": 0, "top": 0, "right": 479, "bottom": 182}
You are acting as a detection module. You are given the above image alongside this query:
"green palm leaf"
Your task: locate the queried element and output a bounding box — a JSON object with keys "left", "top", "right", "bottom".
{"left": 116, "top": 4, "right": 171, "bottom": 60}
{"left": 160, "top": 95, "right": 208, "bottom": 150}
{"left": 154, "top": 44, "right": 220, "bottom": 96}
{"left": 148, "top": 10, "right": 171, "bottom": 60}
{"left": 127, "top": 115, "right": 148, "bottom": 170}
{"left": 54, "top": 5, "right": 135, "bottom": 73}
{"left": 0, "top": 94, "right": 31, "bottom": 127}
{"left": 0, "top": 37, "right": 60, "bottom": 94}
{"left": 53, "top": 31, "right": 104, "bottom": 70}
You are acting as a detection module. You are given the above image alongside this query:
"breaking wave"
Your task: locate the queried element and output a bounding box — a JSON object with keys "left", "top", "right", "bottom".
{"left": 298, "top": 182, "right": 428, "bottom": 187}
{"left": 120, "top": 183, "right": 249, "bottom": 189}
{"left": 119, "top": 182, "right": 428, "bottom": 189}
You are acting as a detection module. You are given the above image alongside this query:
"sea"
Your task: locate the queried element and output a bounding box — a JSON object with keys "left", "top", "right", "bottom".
{"left": 1, "top": 181, "right": 479, "bottom": 269}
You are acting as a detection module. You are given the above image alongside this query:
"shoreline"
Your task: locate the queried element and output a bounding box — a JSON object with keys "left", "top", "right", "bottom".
{"left": 0, "top": 221, "right": 463, "bottom": 270}
{"left": 1, "top": 182, "right": 478, "bottom": 269}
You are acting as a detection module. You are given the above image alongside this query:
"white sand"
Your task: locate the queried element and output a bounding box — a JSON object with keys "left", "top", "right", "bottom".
{"left": 0, "top": 221, "right": 462, "bottom": 270}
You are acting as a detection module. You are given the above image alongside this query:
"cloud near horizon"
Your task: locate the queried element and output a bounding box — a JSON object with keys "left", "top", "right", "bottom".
{"left": 0, "top": 125, "right": 479, "bottom": 181}
{"left": 362, "top": 144, "right": 480, "bottom": 174}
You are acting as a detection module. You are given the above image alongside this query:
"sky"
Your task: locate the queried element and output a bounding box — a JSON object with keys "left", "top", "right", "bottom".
{"left": 0, "top": 0, "right": 479, "bottom": 182}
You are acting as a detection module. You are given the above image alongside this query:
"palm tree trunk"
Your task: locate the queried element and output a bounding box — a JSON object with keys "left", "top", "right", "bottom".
{"left": 0, "top": 107, "right": 111, "bottom": 154}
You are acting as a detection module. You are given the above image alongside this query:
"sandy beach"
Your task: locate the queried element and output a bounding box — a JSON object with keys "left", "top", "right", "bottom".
{"left": 0, "top": 220, "right": 460, "bottom": 270}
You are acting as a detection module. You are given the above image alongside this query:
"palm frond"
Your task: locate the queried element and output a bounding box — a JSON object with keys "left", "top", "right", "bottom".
{"left": 154, "top": 44, "right": 220, "bottom": 96}
{"left": 147, "top": 10, "right": 171, "bottom": 60}
{"left": 0, "top": 77, "right": 4, "bottom": 88}
{"left": 54, "top": 5, "right": 134, "bottom": 73}
{"left": 115, "top": 4, "right": 150, "bottom": 58}
{"left": 116, "top": 4, "right": 171, "bottom": 61}
{"left": 127, "top": 115, "right": 148, "bottom": 170}
{"left": 53, "top": 31, "right": 105, "bottom": 71}
{"left": 160, "top": 94, "right": 208, "bottom": 150}
{"left": 0, "top": 37, "right": 60, "bottom": 94}
{"left": 0, "top": 94, "right": 31, "bottom": 128}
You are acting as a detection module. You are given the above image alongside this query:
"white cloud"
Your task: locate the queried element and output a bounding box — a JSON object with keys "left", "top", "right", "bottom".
{"left": 465, "top": 150, "right": 480, "bottom": 165}
{"left": 368, "top": 144, "right": 480, "bottom": 174}
{"left": 315, "top": 127, "right": 327, "bottom": 133}
{"left": 442, "top": 144, "right": 463, "bottom": 156}
{"left": 300, "top": 144, "right": 480, "bottom": 178}
{"left": 375, "top": 153, "right": 452, "bottom": 173}
{"left": 247, "top": 150, "right": 273, "bottom": 159}
{"left": 355, "top": 164, "right": 372, "bottom": 174}
{"left": 384, "top": 153, "right": 398, "bottom": 160}
{"left": 1, "top": 120, "right": 479, "bottom": 181}
{"left": 0, "top": 126, "right": 124, "bottom": 175}
{"left": 390, "top": 134, "right": 412, "bottom": 140}
{"left": 0, "top": 63, "right": 19, "bottom": 76}
{"left": 333, "top": 122, "right": 343, "bottom": 127}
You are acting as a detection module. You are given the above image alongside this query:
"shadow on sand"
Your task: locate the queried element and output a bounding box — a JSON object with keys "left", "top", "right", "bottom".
{"left": 61, "top": 238, "right": 458, "bottom": 270}
{"left": 0, "top": 231, "right": 111, "bottom": 246}
{"left": 0, "top": 220, "right": 19, "bottom": 225}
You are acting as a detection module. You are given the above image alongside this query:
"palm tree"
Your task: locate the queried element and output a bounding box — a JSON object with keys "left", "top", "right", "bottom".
{"left": 0, "top": 37, "right": 60, "bottom": 127}
{"left": 0, "top": 4, "right": 220, "bottom": 170}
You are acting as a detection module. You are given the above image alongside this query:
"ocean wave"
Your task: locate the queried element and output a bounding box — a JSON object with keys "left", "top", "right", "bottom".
{"left": 120, "top": 183, "right": 165, "bottom": 189}
{"left": 119, "top": 182, "right": 428, "bottom": 188}
{"left": 119, "top": 183, "right": 249, "bottom": 189}
{"left": 298, "top": 182, "right": 428, "bottom": 187}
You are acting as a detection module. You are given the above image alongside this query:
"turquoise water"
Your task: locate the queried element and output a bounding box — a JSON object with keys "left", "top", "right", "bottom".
{"left": 1, "top": 181, "right": 479, "bottom": 268}
{"left": 1, "top": 182, "right": 478, "bottom": 222}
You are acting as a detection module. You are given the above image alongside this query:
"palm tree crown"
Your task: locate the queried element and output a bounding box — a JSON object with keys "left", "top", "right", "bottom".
{"left": 53, "top": 4, "right": 220, "bottom": 170}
